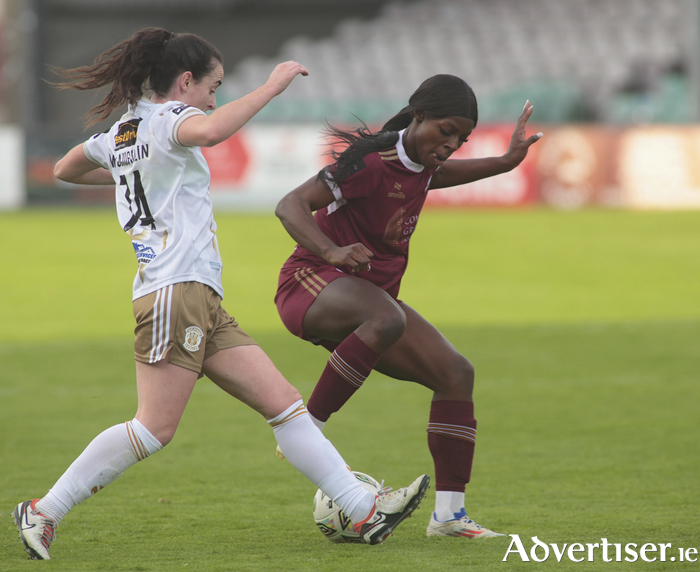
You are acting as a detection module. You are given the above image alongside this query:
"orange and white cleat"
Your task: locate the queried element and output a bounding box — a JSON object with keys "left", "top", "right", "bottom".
{"left": 353, "top": 474, "right": 430, "bottom": 545}
{"left": 13, "top": 499, "right": 57, "bottom": 560}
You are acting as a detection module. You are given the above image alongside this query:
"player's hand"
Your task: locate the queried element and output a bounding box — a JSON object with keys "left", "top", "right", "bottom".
{"left": 504, "top": 101, "right": 543, "bottom": 169}
{"left": 266, "top": 61, "right": 309, "bottom": 96}
{"left": 325, "top": 243, "right": 374, "bottom": 273}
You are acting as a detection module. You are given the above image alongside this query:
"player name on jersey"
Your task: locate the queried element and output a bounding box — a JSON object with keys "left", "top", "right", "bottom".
{"left": 109, "top": 145, "right": 149, "bottom": 169}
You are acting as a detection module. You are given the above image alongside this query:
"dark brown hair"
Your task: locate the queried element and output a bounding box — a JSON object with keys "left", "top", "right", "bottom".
{"left": 52, "top": 27, "right": 222, "bottom": 126}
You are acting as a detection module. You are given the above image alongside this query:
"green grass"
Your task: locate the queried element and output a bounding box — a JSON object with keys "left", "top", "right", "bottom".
{"left": 1, "top": 209, "right": 699, "bottom": 571}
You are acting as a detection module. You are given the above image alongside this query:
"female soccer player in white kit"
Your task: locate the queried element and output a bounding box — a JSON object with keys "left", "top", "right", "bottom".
{"left": 12, "top": 28, "right": 428, "bottom": 560}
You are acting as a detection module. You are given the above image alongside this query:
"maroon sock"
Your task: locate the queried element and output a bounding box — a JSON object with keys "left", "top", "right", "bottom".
{"left": 427, "top": 400, "right": 477, "bottom": 492}
{"left": 307, "top": 332, "right": 380, "bottom": 422}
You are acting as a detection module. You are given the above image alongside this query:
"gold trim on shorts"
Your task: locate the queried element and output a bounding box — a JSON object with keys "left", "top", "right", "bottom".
{"left": 133, "top": 282, "right": 256, "bottom": 374}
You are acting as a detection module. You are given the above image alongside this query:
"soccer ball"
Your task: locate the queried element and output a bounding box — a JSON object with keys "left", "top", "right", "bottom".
{"left": 312, "top": 471, "right": 381, "bottom": 543}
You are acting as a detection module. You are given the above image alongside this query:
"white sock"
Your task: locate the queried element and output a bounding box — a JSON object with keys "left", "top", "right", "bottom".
{"left": 37, "top": 419, "right": 162, "bottom": 525}
{"left": 318, "top": 472, "right": 374, "bottom": 524}
{"left": 308, "top": 412, "right": 326, "bottom": 432}
{"left": 269, "top": 400, "right": 374, "bottom": 523}
{"left": 434, "top": 490, "right": 465, "bottom": 521}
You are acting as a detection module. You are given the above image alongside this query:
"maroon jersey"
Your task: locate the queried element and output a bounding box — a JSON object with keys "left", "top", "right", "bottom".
{"left": 288, "top": 130, "right": 437, "bottom": 297}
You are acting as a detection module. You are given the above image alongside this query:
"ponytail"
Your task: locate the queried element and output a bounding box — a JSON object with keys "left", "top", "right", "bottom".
{"left": 381, "top": 106, "right": 414, "bottom": 132}
{"left": 51, "top": 28, "right": 222, "bottom": 127}
{"left": 322, "top": 121, "right": 400, "bottom": 183}
{"left": 325, "top": 74, "right": 478, "bottom": 183}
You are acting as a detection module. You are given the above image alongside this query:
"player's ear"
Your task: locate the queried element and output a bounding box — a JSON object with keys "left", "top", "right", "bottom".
{"left": 180, "top": 71, "right": 194, "bottom": 92}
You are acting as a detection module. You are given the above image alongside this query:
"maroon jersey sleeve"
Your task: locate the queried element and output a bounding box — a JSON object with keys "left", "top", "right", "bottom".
{"left": 322, "top": 159, "right": 380, "bottom": 200}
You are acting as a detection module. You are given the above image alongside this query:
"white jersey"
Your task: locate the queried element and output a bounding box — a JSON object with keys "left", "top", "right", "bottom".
{"left": 84, "top": 97, "right": 224, "bottom": 301}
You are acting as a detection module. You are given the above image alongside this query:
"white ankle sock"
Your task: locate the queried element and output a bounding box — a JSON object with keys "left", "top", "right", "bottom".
{"left": 434, "top": 491, "right": 465, "bottom": 521}
{"left": 269, "top": 400, "right": 374, "bottom": 523}
{"left": 37, "top": 419, "right": 162, "bottom": 524}
{"left": 318, "top": 472, "right": 375, "bottom": 524}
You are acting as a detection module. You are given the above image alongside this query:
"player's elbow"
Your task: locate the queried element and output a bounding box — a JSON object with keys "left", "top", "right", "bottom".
{"left": 275, "top": 194, "right": 306, "bottom": 226}
{"left": 53, "top": 158, "right": 72, "bottom": 182}
{"left": 275, "top": 194, "right": 293, "bottom": 221}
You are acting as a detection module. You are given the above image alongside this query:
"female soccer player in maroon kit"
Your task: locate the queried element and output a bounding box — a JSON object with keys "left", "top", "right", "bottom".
{"left": 274, "top": 75, "right": 541, "bottom": 538}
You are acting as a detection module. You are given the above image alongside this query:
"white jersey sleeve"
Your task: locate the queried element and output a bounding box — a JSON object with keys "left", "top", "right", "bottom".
{"left": 83, "top": 131, "right": 112, "bottom": 170}
{"left": 83, "top": 98, "right": 225, "bottom": 301}
{"left": 151, "top": 102, "right": 203, "bottom": 148}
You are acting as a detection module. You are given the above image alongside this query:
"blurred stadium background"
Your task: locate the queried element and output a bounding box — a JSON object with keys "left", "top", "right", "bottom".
{"left": 1, "top": 0, "right": 700, "bottom": 210}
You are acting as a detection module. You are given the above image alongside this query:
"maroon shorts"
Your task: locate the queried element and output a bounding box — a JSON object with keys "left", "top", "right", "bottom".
{"left": 275, "top": 256, "right": 403, "bottom": 348}
{"left": 275, "top": 262, "right": 350, "bottom": 344}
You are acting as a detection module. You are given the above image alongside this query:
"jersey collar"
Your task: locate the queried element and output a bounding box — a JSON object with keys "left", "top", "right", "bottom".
{"left": 396, "top": 129, "right": 425, "bottom": 173}
{"left": 125, "top": 97, "right": 159, "bottom": 118}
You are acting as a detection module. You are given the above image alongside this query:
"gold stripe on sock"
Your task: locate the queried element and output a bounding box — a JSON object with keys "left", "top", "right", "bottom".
{"left": 126, "top": 421, "right": 149, "bottom": 461}
{"left": 269, "top": 403, "right": 308, "bottom": 429}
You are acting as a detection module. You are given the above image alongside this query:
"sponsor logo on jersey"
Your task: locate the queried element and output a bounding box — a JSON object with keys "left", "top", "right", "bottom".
{"left": 132, "top": 242, "right": 157, "bottom": 264}
{"left": 114, "top": 118, "right": 142, "bottom": 150}
{"left": 383, "top": 207, "right": 407, "bottom": 246}
{"left": 183, "top": 326, "right": 204, "bottom": 352}
{"left": 170, "top": 104, "right": 191, "bottom": 115}
{"left": 388, "top": 182, "right": 405, "bottom": 199}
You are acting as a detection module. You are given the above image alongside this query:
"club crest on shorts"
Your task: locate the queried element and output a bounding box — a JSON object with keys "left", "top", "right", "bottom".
{"left": 183, "top": 326, "right": 204, "bottom": 352}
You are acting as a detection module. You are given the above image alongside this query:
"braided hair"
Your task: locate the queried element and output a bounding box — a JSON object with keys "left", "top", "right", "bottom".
{"left": 325, "top": 74, "right": 478, "bottom": 182}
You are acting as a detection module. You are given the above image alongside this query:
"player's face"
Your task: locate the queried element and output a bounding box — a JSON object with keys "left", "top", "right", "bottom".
{"left": 405, "top": 114, "right": 475, "bottom": 169}
{"left": 185, "top": 61, "right": 224, "bottom": 112}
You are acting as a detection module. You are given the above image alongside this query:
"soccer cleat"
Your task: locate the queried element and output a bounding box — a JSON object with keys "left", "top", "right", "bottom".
{"left": 353, "top": 474, "right": 430, "bottom": 545}
{"left": 13, "top": 499, "right": 57, "bottom": 560}
{"left": 426, "top": 508, "right": 504, "bottom": 538}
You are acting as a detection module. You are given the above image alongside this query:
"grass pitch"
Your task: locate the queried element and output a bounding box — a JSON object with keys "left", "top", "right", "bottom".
{"left": 1, "top": 208, "right": 698, "bottom": 571}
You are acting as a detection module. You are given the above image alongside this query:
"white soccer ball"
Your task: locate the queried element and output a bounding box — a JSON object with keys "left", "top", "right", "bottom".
{"left": 312, "top": 471, "right": 381, "bottom": 543}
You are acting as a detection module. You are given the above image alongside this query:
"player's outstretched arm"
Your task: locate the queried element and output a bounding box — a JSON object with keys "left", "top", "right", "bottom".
{"left": 430, "top": 101, "right": 543, "bottom": 190}
{"left": 54, "top": 143, "right": 114, "bottom": 185}
{"left": 178, "top": 61, "right": 308, "bottom": 148}
{"left": 275, "top": 176, "right": 374, "bottom": 273}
